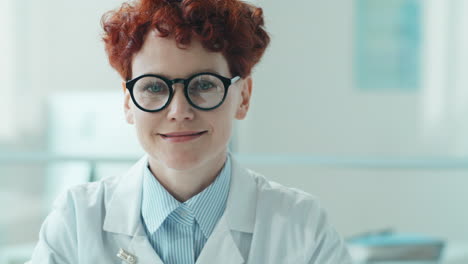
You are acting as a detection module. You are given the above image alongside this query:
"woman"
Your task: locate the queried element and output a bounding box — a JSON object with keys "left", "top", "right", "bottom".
{"left": 29, "top": 0, "right": 352, "bottom": 263}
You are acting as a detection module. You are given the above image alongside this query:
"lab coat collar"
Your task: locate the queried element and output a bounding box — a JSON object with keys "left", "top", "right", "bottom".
{"left": 103, "top": 155, "right": 147, "bottom": 236}
{"left": 196, "top": 154, "right": 255, "bottom": 264}
{"left": 103, "top": 153, "right": 257, "bottom": 236}
{"left": 122, "top": 214, "right": 244, "bottom": 264}
{"left": 224, "top": 154, "right": 257, "bottom": 233}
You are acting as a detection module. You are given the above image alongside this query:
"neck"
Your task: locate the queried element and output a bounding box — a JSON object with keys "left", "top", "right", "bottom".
{"left": 148, "top": 152, "right": 227, "bottom": 202}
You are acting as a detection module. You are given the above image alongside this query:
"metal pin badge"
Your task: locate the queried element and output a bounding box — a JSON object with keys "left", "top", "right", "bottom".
{"left": 117, "top": 248, "right": 137, "bottom": 264}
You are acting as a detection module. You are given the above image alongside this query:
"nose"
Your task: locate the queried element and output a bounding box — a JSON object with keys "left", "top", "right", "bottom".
{"left": 166, "top": 84, "right": 195, "bottom": 121}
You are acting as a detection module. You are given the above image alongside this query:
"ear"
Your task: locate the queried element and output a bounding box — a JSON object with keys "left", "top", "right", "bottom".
{"left": 235, "top": 76, "right": 253, "bottom": 120}
{"left": 122, "top": 81, "right": 135, "bottom": 124}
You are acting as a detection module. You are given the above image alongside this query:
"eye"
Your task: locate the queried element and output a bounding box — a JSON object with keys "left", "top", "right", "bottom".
{"left": 146, "top": 82, "right": 166, "bottom": 93}
{"left": 193, "top": 80, "right": 216, "bottom": 92}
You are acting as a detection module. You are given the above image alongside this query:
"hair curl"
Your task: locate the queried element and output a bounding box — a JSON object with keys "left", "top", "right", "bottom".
{"left": 101, "top": 0, "right": 270, "bottom": 80}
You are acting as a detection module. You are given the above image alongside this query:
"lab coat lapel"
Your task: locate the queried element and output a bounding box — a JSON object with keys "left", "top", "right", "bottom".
{"left": 195, "top": 214, "right": 244, "bottom": 264}
{"left": 195, "top": 155, "right": 258, "bottom": 264}
{"left": 102, "top": 156, "right": 163, "bottom": 263}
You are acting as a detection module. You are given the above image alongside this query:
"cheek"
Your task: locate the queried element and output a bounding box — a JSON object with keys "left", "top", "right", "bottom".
{"left": 133, "top": 111, "right": 160, "bottom": 137}
{"left": 209, "top": 107, "right": 236, "bottom": 142}
{"left": 217, "top": 117, "right": 232, "bottom": 139}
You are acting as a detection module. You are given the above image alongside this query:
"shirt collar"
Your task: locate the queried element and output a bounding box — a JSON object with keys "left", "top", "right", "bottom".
{"left": 141, "top": 155, "right": 231, "bottom": 238}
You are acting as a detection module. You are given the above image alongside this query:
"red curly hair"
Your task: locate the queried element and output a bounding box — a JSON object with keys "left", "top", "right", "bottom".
{"left": 101, "top": 0, "right": 270, "bottom": 81}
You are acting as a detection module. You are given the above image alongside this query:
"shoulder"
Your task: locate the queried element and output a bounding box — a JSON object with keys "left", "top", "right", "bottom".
{"left": 29, "top": 174, "right": 122, "bottom": 262}
{"left": 52, "top": 174, "right": 120, "bottom": 213}
{"left": 244, "top": 167, "right": 330, "bottom": 238}
{"left": 52, "top": 156, "right": 147, "bottom": 212}
{"left": 246, "top": 168, "right": 324, "bottom": 216}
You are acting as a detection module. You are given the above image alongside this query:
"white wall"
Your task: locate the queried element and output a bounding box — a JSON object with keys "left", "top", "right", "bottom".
{"left": 239, "top": 0, "right": 468, "bottom": 156}
{"left": 0, "top": 0, "right": 16, "bottom": 141}
{"left": 6, "top": 0, "right": 123, "bottom": 146}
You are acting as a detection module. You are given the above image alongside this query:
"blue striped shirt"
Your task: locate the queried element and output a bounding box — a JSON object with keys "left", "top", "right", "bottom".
{"left": 141, "top": 156, "right": 231, "bottom": 264}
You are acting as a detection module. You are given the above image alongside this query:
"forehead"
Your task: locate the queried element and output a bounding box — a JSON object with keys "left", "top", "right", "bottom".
{"left": 131, "top": 30, "right": 230, "bottom": 79}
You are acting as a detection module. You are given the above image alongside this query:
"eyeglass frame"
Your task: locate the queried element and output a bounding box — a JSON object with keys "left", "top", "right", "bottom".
{"left": 125, "top": 72, "right": 241, "bottom": 112}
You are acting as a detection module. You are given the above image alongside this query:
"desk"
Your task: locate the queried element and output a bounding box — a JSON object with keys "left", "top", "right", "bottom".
{"left": 349, "top": 242, "right": 468, "bottom": 264}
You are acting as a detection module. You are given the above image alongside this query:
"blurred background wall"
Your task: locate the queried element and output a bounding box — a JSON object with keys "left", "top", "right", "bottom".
{"left": 0, "top": 0, "right": 467, "bottom": 262}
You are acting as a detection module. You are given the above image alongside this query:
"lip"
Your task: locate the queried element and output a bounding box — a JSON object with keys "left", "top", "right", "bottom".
{"left": 159, "top": 131, "right": 207, "bottom": 143}
{"left": 160, "top": 131, "right": 206, "bottom": 137}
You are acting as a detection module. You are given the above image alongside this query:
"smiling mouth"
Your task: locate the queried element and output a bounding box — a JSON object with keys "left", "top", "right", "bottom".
{"left": 159, "top": 131, "right": 207, "bottom": 138}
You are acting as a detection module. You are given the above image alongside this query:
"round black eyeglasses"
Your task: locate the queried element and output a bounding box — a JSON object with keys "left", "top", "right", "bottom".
{"left": 126, "top": 72, "right": 241, "bottom": 112}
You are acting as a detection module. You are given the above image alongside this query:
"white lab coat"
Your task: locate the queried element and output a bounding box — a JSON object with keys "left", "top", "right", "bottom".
{"left": 28, "top": 155, "right": 352, "bottom": 263}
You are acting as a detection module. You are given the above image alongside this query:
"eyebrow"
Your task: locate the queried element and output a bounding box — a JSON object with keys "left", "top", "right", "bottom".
{"left": 146, "top": 69, "right": 223, "bottom": 79}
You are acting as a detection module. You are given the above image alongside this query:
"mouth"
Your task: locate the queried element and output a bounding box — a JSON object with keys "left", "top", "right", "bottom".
{"left": 159, "top": 131, "right": 208, "bottom": 138}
